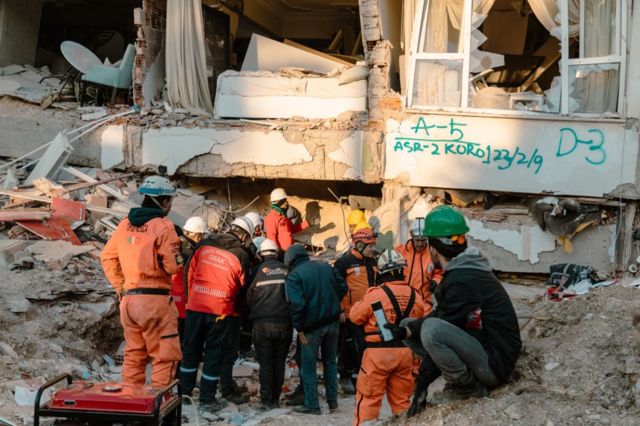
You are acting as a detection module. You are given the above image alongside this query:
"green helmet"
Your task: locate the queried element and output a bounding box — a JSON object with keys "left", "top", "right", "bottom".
{"left": 423, "top": 205, "right": 469, "bottom": 238}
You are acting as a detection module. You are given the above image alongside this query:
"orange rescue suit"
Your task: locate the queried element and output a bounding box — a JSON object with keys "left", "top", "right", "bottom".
{"left": 395, "top": 241, "right": 443, "bottom": 306}
{"left": 101, "top": 214, "right": 183, "bottom": 387}
{"left": 349, "top": 280, "right": 427, "bottom": 425}
{"left": 264, "top": 208, "right": 308, "bottom": 250}
{"left": 334, "top": 249, "right": 377, "bottom": 318}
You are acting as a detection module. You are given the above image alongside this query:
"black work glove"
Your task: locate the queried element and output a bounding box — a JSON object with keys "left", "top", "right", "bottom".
{"left": 407, "top": 377, "right": 428, "bottom": 417}
{"left": 384, "top": 323, "right": 407, "bottom": 340}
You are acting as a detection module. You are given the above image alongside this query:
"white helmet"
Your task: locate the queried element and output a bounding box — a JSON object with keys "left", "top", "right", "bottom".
{"left": 270, "top": 188, "right": 288, "bottom": 203}
{"left": 377, "top": 248, "right": 407, "bottom": 275}
{"left": 410, "top": 218, "right": 426, "bottom": 240}
{"left": 244, "top": 212, "right": 263, "bottom": 231}
{"left": 252, "top": 236, "right": 266, "bottom": 250}
{"left": 231, "top": 216, "right": 253, "bottom": 236}
{"left": 139, "top": 175, "right": 175, "bottom": 197}
{"left": 184, "top": 216, "right": 206, "bottom": 234}
{"left": 259, "top": 238, "right": 279, "bottom": 255}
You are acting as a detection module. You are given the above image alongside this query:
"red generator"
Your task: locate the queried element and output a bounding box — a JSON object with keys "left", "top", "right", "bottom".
{"left": 33, "top": 373, "right": 181, "bottom": 426}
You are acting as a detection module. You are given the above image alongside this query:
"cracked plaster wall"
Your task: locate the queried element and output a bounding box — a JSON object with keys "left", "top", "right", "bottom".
{"left": 139, "top": 126, "right": 380, "bottom": 181}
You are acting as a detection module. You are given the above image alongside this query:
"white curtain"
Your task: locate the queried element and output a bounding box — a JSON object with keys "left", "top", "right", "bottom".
{"left": 412, "top": 0, "right": 496, "bottom": 106}
{"left": 166, "top": 0, "right": 214, "bottom": 113}
{"left": 529, "top": 0, "right": 618, "bottom": 113}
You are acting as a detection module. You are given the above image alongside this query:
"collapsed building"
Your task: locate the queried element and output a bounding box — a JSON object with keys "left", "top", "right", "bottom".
{"left": 0, "top": 0, "right": 639, "bottom": 276}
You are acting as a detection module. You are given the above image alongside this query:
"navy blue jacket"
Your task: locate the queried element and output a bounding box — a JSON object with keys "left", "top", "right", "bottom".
{"left": 284, "top": 246, "right": 347, "bottom": 333}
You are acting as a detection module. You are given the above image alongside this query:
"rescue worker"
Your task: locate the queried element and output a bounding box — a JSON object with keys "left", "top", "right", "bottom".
{"left": 171, "top": 216, "right": 206, "bottom": 341}
{"left": 219, "top": 216, "right": 255, "bottom": 404}
{"left": 385, "top": 206, "right": 522, "bottom": 417}
{"left": 246, "top": 239, "right": 292, "bottom": 410}
{"left": 284, "top": 244, "right": 348, "bottom": 414}
{"left": 350, "top": 249, "right": 427, "bottom": 425}
{"left": 264, "top": 188, "right": 309, "bottom": 250}
{"left": 395, "top": 217, "right": 443, "bottom": 308}
{"left": 180, "top": 217, "right": 252, "bottom": 412}
{"left": 333, "top": 227, "right": 378, "bottom": 394}
{"left": 100, "top": 176, "right": 182, "bottom": 387}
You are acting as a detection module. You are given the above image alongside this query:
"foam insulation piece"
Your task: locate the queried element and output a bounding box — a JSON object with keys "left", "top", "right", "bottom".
{"left": 241, "top": 34, "right": 344, "bottom": 73}
{"left": 142, "top": 127, "right": 313, "bottom": 175}
{"left": 328, "top": 132, "right": 364, "bottom": 180}
{"left": 214, "top": 95, "right": 366, "bottom": 119}
{"left": 467, "top": 219, "right": 557, "bottom": 264}
{"left": 100, "top": 125, "right": 125, "bottom": 169}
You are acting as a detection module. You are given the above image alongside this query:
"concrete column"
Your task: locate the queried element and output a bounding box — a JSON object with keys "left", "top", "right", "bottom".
{"left": 0, "top": 0, "right": 43, "bottom": 67}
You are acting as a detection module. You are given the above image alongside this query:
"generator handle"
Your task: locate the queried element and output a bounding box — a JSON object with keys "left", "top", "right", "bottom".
{"left": 33, "top": 373, "right": 72, "bottom": 426}
{"left": 153, "top": 379, "right": 181, "bottom": 417}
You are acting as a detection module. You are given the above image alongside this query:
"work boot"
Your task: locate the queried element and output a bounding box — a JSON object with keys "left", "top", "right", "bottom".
{"left": 328, "top": 400, "right": 338, "bottom": 412}
{"left": 435, "top": 378, "right": 488, "bottom": 404}
{"left": 286, "top": 385, "right": 303, "bottom": 400}
{"left": 285, "top": 392, "right": 305, "bottom": 406}
{"left": 199, "top": 398, "right": 228, "bottom": 413}
{"left": 257, "top": 401, "right": 276, "bottom": 411}
{"left": 340, "top": 376, "right": 355, "bottom": 395}
{"left": 222, "top": 391, "right": 250, "bottom": 405}
{"left": 292, "top": 405, "right": 322, "bottom": 415}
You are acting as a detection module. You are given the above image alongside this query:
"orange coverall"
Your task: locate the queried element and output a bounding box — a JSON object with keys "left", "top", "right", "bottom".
{"left": 100, "top": 215, "right": 183, "bottom": 387}
{"left": 349, "top": 280, "right": 427, "bottom": 425}
{"left": 395, "top": 240, "right": 443, "bottom": 307}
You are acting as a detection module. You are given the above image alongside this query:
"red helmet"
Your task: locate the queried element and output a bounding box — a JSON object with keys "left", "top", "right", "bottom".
{"left": 352, "top": 228, "right": 376, "bottom": 244}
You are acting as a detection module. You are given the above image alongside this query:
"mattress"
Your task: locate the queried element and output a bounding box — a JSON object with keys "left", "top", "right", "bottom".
{"left": 214, "top": 70, "right": 367, "bottom": 119}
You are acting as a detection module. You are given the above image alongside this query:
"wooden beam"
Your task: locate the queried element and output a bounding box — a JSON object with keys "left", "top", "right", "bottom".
{"left": 0, "top": 190, "right": 128, "bottom": 218}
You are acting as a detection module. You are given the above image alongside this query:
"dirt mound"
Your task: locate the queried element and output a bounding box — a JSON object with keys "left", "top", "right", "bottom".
{"left": 404, "top": 284, "right": 640, "bottom": 426}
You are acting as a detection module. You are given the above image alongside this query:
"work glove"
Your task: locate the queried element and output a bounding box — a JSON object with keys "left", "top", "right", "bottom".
{"left": 384, "top": 323, "right": 408, "bottom": 340}
{"left": 407, "top": 377, "right": 429, "bottom": 417}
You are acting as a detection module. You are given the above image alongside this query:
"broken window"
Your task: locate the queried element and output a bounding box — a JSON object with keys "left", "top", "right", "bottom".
{"left": 406, "top": 0, "right": 628, "bottom": 116}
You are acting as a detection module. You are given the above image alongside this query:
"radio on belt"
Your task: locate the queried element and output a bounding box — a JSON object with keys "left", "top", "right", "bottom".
{"left": 371, "top": 301, "right": 394, "bottom": 341}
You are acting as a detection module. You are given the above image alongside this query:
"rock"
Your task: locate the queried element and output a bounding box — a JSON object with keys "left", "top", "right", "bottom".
{"left": 7, "top": 298, "right": 31, "bottom": 313}
{"left": 0, "top": 342, "right": 18, "bottom": 358}
{"left": 545, "top": 361, "right": 560, "bottom": 371}
{"left": 504, "top": 402, "right": 522, "bottom": 420}
{"left": 50, "top": 343, "right": 63, "bottom": 353}
{"left": 80, "top": 301, "right": 116, "bottom": 316}
{"left": 232, "top": 364, "right": 254, "bottom": 378}
{"left": 27, "top": 241, "right": 94, "bottom": 262}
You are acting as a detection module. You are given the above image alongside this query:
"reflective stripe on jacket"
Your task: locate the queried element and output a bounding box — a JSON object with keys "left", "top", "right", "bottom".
{"left": 349, "top": 280, "right": 427, "bottom": 344}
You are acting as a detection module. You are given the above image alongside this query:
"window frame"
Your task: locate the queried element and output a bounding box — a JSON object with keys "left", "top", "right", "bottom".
{"left": 405, "top": 0, "right": 629, "bottom": 118}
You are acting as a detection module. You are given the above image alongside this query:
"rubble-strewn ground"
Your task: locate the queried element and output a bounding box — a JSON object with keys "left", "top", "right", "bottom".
{"left": 1, "top": 257, "right": 639, "bottom": 425}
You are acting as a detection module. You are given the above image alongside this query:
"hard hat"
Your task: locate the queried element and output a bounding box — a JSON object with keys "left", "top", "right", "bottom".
{"left": 353, "top": 221, "right": 372, "bottom": 232}
{"left": 353, "top": 227, "right": 376, "bottom": 244}
{"left": 258, "top": 238, "right": 279, "bottom": 255}
{"left": 184, "top": 216, "right": 206, "bottom": 234}
{"left": 231, "top": 216, "right": 253, "bottom": 236}
{"left": 252, "top": 236, "right": 266, "bottom": 251}
{"left": 270, "top": 188, "right": 288, "bottom": 203}
{"left": 245, "top": 212, "right": 263, "bottom": 230}
{"left": 377, "top": 248, "right": 407, "bottom": 275}
{"left": 347, "top": 209, "right": 366, "bottom": 226}
{"left": 138, "top": 175, "right": 175, "bottom": 197}
{"left": 410, "top": 218, "right": 427, "bottom": 240}
{"left": 423, "top": 205, "right": 470, "bottom": 238}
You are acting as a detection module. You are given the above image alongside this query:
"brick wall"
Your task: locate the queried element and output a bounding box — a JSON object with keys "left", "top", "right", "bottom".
{"left": 133, "top": 0, "right": 167, "bottom": 106}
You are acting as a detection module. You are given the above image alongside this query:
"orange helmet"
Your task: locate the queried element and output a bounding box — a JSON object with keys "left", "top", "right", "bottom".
{"left": 352, "top": 227, "right": 376, "bottom": 244}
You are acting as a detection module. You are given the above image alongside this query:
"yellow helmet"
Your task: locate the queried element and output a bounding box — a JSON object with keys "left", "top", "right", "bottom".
{"left": 352, "top": 221, "right": 372, "bottom": 233}
{"left": 347, "top": 209, "right": 366, "bottom": 226}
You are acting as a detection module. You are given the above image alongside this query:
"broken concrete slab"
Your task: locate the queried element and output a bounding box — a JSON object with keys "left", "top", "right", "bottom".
{"left": 25, "top": 132, "right": 72, "bottom": 186}
{"left": 0, "top": 239, "right": 31, "bottom": 266}
{"left": 1, "top": 65, "right": 26, "bottom": 76}
{"left": 241, "top": 34, "right": 346, "bottom": 73}
{"left": 26, "top": 240, "right": 94, "bottom": 262}
{"left": 79, "top": 301, "right": 116, "bottom": 317}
